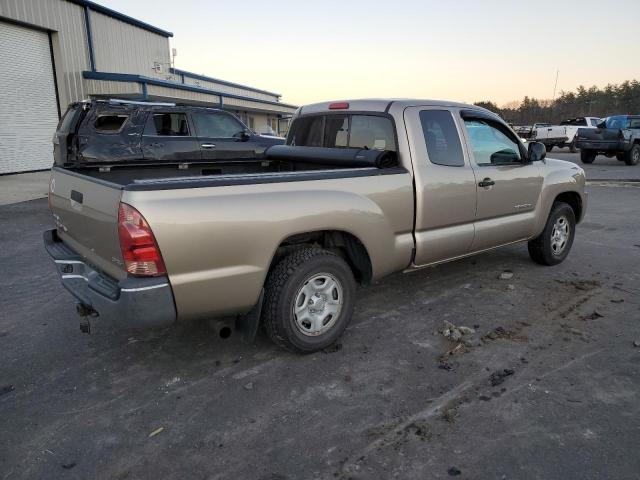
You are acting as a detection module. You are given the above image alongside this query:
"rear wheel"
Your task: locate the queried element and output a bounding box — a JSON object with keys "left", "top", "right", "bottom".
{"left": 624, "top": 144, "right": 640, "bottom": 166}
{"left": 528, "top": 202, "right": 576, "bottom": 266}
{"left": 580, "top": 149, "right": 596, "bottom": 164}
{"left": 262, "top": 247, "right": 356, "bottom": 353}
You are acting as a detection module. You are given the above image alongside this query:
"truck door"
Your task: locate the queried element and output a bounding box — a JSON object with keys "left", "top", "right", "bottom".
{"left": 404, "top": 107, "right": 477, "bottom": 266}
{"left": 192, "top": 111, "right": 256, "bottom": 160}
{"left": 141, "top": 111, "right": 201, "bottom": 161}
{"left": 459, "top": 113, "right": 542, "bottom": 252}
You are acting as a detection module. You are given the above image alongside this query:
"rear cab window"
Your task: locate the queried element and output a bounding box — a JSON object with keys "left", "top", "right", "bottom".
{"left": 288, "top": 114, "right": 396, "bottom": 151}
{"left": 419, "top": 110, "right": 465, "bottom": 167}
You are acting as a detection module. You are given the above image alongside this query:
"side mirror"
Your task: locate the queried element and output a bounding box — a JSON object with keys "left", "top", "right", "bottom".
{"left": 528, "top": 141, "right": 546, "bottom": 162}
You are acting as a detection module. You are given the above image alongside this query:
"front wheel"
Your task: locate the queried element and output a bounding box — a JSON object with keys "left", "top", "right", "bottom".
{"left": 528, "top": 202, "right": 576, "bottom": 266}
{"left": 580, "top": 149, "right": 596, "bottom": 164}
{"left": 262, "top": 247, "right": 356, "bottom": 353}
{"left": 624, "top": 144, "right": 640, "bottom": 166}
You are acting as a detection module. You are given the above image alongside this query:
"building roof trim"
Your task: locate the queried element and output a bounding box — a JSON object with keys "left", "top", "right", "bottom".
{"left": 67, "top": 0, "right": 174, "bottom": 37}
{"left": 171, "top": 68, "right": 281, "bottom": 99}
{"left": 83, "top": 71, "right": 298, "bottom": 110}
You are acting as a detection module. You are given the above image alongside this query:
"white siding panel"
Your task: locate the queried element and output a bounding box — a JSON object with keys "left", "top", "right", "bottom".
{"left": 0, "top": 22, "right": 59, "bottom": 173}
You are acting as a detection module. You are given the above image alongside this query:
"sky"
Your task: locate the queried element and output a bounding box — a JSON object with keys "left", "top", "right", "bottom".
{"left": 100, "top": 0, "right": 640, "bottom": 107}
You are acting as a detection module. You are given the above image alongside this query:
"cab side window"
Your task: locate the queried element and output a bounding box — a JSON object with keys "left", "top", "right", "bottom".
{"left": 420, "top": 110, "right": 464, "bottom": 167}
{"left": 146, "top": 113, "right": 190, "bottom": 136}
{"left": 464, "top": 119, "right": 522, "bottom": 165}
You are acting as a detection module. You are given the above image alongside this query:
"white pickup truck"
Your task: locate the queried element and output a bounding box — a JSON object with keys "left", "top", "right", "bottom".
{"left": 532, "top": 117, "right": 601, "bottom": 152}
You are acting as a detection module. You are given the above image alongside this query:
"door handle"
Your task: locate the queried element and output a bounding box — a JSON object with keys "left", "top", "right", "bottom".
{"left": 201, "top": 143, "right": 216, "bottom": 149}
{"left": 478, "top": 178, "right": 495, "bottom": 188}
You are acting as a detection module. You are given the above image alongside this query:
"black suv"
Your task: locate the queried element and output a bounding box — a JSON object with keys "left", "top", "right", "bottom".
{"left": 53, "top": 99, "right": 284, "bottom": 166}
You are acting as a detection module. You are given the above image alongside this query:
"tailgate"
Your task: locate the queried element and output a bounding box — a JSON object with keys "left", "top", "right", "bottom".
{"left": 49, "top": 167, "right": 126, "bottom": 280}
{"left": 577, "top": 127, "right": 620, "bottom": 141}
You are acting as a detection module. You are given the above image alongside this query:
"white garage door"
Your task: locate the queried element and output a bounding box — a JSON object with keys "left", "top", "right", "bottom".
{"left": 0, "top": 22, "right": 60, "bottom": 174}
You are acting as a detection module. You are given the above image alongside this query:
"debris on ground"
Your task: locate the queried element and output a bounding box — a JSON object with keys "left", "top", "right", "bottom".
{"left": 506, "top": 284, "right": 516, "bottom": 290}
{"left": 482, "top": 326, "right": 528, "bottom": 343}
{"left": 440, "top": 321, "right": 476, "bottom": 342}
{"left": 499, "top": 271, "right": 514, "bottom": 280}
{"left": 148, "top": 427, "right": 164, "bottom": 438}
{"left": 61, "top": 462, "right": 76, "bottom": 470}
{"left": 583, "top": 310, "right": 604, "bottom": 321}
{"left": 322, "top": 342, "right": 343, "bottom": 354}
{"left": 448, "top": 466, "right": 462, "bottom": 476}
{"left": 489, "top": 368, "right": 515, "bottom": 387}
{"left": 243, "top": 382, "right": 254, "bottom": 390}
{"left": 633, "top": 340, "right": 640, "bottom": 348}
{"left": 0, "top": 384, "right": 15, "bottom": 397}
{"left": 555, "top": 279, "right": 601, "bottom": 291}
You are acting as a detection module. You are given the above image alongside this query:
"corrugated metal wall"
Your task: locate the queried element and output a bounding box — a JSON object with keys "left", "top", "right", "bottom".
{"left": 146, "top": 84, "right": 221, "bottom": 105}
{"left": 181, "top": 76, "right": 279, "bottom": 103}
{"left": 90, "top": 10, "right": 170, "bottom": 79}
{"left": 84, "top": 79, "right": 142, "bottom": 96}
{"left": 224, "top": 97, "right": 296, "bottom": 114}
{"left": 0, "top": 0, "right": 89, "bottom": 108}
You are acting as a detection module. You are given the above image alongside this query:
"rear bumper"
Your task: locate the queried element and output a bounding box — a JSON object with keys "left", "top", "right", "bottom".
{"left": 44, "top": 229, "right": 176, "bottom": 329}
{"left": 575, "top": 140, "right": 628, "bottom": 152}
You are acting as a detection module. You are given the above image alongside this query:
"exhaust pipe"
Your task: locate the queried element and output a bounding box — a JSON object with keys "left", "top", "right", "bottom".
{"left": 210, "top": 320, "right": 232, "bottom": 339}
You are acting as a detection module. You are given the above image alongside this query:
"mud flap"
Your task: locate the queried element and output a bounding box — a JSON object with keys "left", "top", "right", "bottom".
{"left": 235, "top": 288, "right": 264, "bottom": 344}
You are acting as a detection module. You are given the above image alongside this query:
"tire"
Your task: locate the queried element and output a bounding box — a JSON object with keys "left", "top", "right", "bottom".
{"left": 624, "top": 144, "right": 640, "bottom": 166}
{"left": 262, "top": 247, "right": 356, "bottom": 353}
{"left": 580, "top": 149, "right": 596, "bottom": 164}
{"left": 545, "top": 144, "right": 554, "bottom": 152}
{"left": 616, "top": 153, "right": 626, "bottom": 161}
{"left": 528, "top": 202, "right": 576, "bottom": 266}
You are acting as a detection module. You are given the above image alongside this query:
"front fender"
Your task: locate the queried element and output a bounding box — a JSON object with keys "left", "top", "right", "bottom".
{"left": 531, "top": 159, "right": 586, "bottom": 237}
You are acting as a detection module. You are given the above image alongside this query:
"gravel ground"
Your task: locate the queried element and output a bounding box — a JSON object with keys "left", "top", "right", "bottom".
{"left": 1, "top": 184, "right": 639, "bottom": 480}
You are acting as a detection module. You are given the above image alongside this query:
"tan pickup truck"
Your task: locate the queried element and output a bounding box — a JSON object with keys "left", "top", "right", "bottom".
{"left": 45, "top": 99, "right": 587, "bottom": 352}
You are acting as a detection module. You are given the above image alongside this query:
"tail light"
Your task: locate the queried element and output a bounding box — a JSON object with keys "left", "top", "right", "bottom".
{"left": 118, "top": 203, "right": 166, "bottom": 276}
{"left": 329, "top": 102, "right": 349, "bottom": 110}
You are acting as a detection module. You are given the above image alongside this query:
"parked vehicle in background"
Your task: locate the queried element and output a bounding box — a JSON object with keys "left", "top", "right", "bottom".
{"left": 514, "top": 125, "right": 533, "bottom": 139}
{"left": 45, "top": 99, "right": 587, "bottom": 353}
{"left": 53, "top": 99, "right": 285, "bottom": 167}
{"left": 576, "top": 115, "right": 640, "bottom": 165}
{"left": 531, "top": 117, "right": 601, "bottom": 152}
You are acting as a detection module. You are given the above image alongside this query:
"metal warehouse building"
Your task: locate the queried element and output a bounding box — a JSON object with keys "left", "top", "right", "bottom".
{"left": 0, "top": 0, "right": 297, "bottom": 174}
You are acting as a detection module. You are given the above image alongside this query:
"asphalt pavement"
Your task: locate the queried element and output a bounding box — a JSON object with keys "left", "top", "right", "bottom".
{"left": 545, "top": 148, "right": 640, "bottom": 181}
{"left": 1, "top": 176, "right": 639, "bottom": 479}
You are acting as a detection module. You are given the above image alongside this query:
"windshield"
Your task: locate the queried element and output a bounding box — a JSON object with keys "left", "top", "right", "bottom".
{"left": 605, "top": 116, "right": 630, "bottom": 129}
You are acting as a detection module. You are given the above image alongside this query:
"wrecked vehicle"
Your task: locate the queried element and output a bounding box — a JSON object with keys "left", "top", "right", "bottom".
{"left": 45, "top": 99, "right": 587, "bottom": 353}
{"left": 53, "top": 99, "right": 284, "bottom": 166}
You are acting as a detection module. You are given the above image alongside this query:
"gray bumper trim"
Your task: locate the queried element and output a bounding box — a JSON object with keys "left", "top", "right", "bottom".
{"left": 44, "top": 229, "right": 176, "bottom": 329}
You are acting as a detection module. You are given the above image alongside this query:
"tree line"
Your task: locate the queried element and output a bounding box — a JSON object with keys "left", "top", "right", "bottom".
{"left": 475, "top": 80, "right": 640, "bottom": 126}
